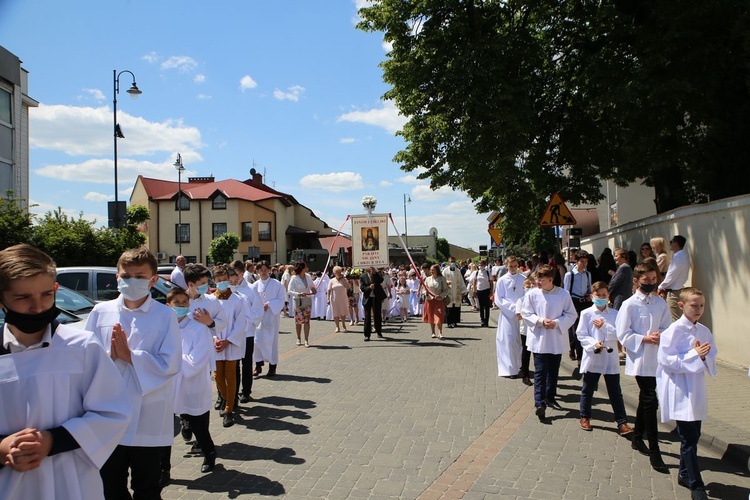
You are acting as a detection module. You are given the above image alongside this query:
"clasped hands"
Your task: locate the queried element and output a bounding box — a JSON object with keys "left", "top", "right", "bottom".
{"left": 542, "top": 318, "right": 557, "bottom": 329}
{"left": 694, "top": 340, "right": 710, "bottom": 360}
{"left": 214, "top": 338, "right": 230, "bottom": 353}
{"left": 0, "top": 428, "right": 53, "bottom": 472}
{"left": 110, "top": 323, "right": 132, "bottom": 364}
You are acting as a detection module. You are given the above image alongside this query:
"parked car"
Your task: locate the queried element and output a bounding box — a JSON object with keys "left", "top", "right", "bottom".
{"left": 157, "top": 264, "right": 176, "bottom": 280}
{"left": 56, "top": 284, "right": 96, "bottom": 323}
{"left": 0, "top": 307, "right": 85, "bottom": 330}
{"left": 56, "top": 267, "right": 177, "bottom": 304}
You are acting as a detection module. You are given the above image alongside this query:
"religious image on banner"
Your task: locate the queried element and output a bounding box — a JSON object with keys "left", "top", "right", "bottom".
{"left": 351, "top": 214, "right": 388, "bottom": 268}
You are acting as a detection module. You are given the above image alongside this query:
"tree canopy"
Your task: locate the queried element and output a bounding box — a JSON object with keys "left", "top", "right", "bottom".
{"left": 208, "top": 233, "right": 240, "bottom": 265}
{"left": 358, "top": 0, "right": 750, "bottom": 245}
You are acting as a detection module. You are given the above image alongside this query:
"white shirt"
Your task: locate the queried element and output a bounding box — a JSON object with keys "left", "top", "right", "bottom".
{"left": 84, "top": 295, "right": 181, "bottom": 447}
{"left": 2, "top": 324, "right": 53, "bottom": 353}
{"left": 214, "top": 293, "right": 247, "bottom": 361}
{"left": 521, "top": 287, "right": 577, "bottom": 354}
{"left": 576, "top": 305, "right": 620, "bottom": 375}
{"left": 656, "top": 316, "right": 717, "bottom": 422}
{"left": 243, "top": 270, "right": 257, "bottom": 284}
{"left": 173, "top": 316, "right": 213, "bottom": 416}
{"left": 234, "top": 280, "right": 256, "bottom": 337}
{"left": 659, "top": 248, "right": 690, "bottom": 291}
{"left": 287, "top": 274, "right": 315, "bottom": 297}
{"left": 474, "top": 267, "right": 492, "bottom": 291}
{"left": 616, "top": 290, "right": 672, "bottom": 377}
{"left": 170, "top": 266, "right": 187, "bottom": 289}
{"left": 563, "top": 267, "right": 591, "bottom": 299}
{"left": 0, "top": 324, "right": 131, "bottom": 499}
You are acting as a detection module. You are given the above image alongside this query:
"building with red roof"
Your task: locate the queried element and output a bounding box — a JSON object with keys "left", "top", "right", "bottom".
{"left": 130, "top": 170, "right": 339, "bottom": 264}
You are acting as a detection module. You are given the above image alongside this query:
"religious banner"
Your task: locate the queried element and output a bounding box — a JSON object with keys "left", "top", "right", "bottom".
{"left": 351, "top": 214, "right": 389, "bottom": 268}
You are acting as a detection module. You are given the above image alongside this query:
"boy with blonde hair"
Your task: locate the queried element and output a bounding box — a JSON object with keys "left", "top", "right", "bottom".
{"left": 657, "top": 288, "right": 716, "bottom": 500}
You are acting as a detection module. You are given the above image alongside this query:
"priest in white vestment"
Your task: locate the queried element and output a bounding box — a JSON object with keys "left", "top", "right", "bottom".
{"left": 250, "top": 262, "right": 287, "bottom": 376}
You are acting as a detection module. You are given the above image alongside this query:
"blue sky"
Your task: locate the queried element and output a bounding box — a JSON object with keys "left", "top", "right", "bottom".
{"left": 0, "top": 0, "right": 491, "bottom": 251}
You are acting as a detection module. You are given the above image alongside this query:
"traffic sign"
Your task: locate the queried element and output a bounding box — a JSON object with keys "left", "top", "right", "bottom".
{"left": 539, "top": 193, "right": 577, "bottom": 227}
{"left": 488, "top": 228, "right": 502, "bottom": 246}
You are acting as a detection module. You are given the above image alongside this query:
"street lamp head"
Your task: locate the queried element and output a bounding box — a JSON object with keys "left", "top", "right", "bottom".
{"left": 126, "top": 83, "right": 142, "bottom": 99}
{"left": 405, "top": 194, "right": 412, "bottom": 204}
{"left": 173, "top": 153, "right": 185, "bottom": 171}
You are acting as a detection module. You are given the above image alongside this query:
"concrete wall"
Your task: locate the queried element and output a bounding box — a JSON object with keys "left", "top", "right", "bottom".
{"left": 580, "top": 193, "right": 750, "bottom": 368}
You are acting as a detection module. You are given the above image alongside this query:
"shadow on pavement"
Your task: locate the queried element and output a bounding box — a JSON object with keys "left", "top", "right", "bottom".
{"left": 240, "top": 405, "right": 311, "bottom": 420}
{"left": 313, "top": 345, "right": 352, "bottom": 350}
{"left": 215, "top": 442, "right": 305, "bottom": 465}
{"left": 264, "top": 374, "right": 331, "bottom": 383}
{"left": 252, "top": 395, "right": 316, "bottom": 409}
{"left": 237, "top": 411, "right": 310, "bottom": 435}
{"left": 171, "top": 467, "right": 285, "bottom": 497}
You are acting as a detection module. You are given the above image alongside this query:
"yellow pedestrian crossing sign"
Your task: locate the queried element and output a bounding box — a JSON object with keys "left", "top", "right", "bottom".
{"left": 539, "top": 193, "right": 577, "bottom": 227}
{"left": 488, "top": 228, "right": 502, "bottom": 246}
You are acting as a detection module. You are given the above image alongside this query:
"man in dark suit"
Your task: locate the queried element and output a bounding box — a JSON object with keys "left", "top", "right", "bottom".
{"left": 359, "top": 266, "right": 386, "bottom": 340}
{"left": 609, "top": 247, "right": 634, "bottom": 309}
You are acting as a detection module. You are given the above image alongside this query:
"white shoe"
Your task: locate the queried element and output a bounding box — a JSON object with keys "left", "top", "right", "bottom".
{"left": 349, "top": 320, "right": 354, "bottom": 326}
{"left": 296, "top": 339, "right": 302, "bottom": 346}
{"left": 304, "top": 341, "right": 309, "bottom": 348}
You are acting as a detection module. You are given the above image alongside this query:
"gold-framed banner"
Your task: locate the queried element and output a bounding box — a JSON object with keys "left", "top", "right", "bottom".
{"left": 351, "top": 213, "right": 389, "bottom": 268}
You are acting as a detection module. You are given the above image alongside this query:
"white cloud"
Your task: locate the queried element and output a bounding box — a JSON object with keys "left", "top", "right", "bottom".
{"left": 411, "top": 184, "right": 458, "bottom": 201}
{"left": 30, "top": 104, "right": 203, "bottom": 157}
{"left": 382, "top": 40, "right": 393, "bottom": 52}
{"left": 337, "top": 100, "right": 407, "bottom": 134}
{"left": 240, "top": 75, "right": 258, "bottom": 91}
{"left": 380, "top": 180, "right": 393, "bottom": 187}
{"left": 84, "top": 191, "right": 113, "bottom": 202}
{"left": 81, "top": 88, "right": 105, "bottom": 102}
{"left": 197, "top": 94, "right": 212, "bottom": 100}
{"left": 29, "top": 199, "right": 107, "bottom": 226}
{"left": 299, "top": 172, "right": 364, "bottom": 192}
{"left": 161, "top": 56, "right": 198, "bottom": 72}
{"left": 397, "top": 174, "right": 427, "bottom": 185}
{"left": 352, "top": 0, "right": 370, "bottom": 24}
{"left": 339, "top": 137, "right": 357, "bottom": 144}
{"left": 35, "top": 156, "right": 200, "bottom": 186}
{"left": 194, "top": 74, "right": 206, "bottom": 83}
{"left": 273, "top": 85, "right": 305, "bottom": 102}
{"left": 141, "top": 52, "right": 159, "bottom": 64}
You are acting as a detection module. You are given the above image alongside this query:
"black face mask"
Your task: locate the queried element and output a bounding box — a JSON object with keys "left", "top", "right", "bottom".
{"left": 639, "top": 283, "right": 657, "bottom": 294}
{"left": 3, "top": 305, "right": 60, "bottom": 334}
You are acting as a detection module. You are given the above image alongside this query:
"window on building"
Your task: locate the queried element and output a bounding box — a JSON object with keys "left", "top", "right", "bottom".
{"left": 0, "top": 89, "right": 11, "bottom": 124}
{"left": 212, "top": 223, "right": 227, "bottom": 239}
{"left": 212, "top": 194, "right": 227, "bottom": 210}
{"left": 241, "top": 222, "right": 253, "bottom": 241}
{"left": 176, "top": 224, "right": 190, "bottom": 243}
{"left": 176, "top": 193, "right": 190, "bottom": 210}
{"left": 258, "top": 221, "right": 272, "bottom": 241}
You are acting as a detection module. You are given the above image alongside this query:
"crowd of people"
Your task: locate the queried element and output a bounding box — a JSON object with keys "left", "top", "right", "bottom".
{"left": 0, "top": 231, "right": 710, "bottom": 499}
{"left": 487, "top": 234, "right": 713, "bottom": 500}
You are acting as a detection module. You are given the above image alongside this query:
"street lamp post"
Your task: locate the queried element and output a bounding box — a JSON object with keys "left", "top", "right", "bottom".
{"left": 403, "top": 193, "right": 412, "bottom": 248}
{"left": 174, "top": 153, "right": 185, "bottom": 254}
{"left": 112, "top": 69, "right": 142, "bottom": 228}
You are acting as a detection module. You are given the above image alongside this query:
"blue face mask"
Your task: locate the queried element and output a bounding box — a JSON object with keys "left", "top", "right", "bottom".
{"left": 229, "top": 284, "right": 239, "bottom": 293}
{"left": 171, "top": 306, "right": 190, "bottom": 318}
{"left": 196, "top": 283, "right": 209, "bottom": 295}
{"left": 592, "top": 297, "right": 609, "bottom": 308}
{"left": 216, "top": 281, "right": 230, "bottom": 291}
{"left": 117, "top": 277, "right": 151, "bottom": 301}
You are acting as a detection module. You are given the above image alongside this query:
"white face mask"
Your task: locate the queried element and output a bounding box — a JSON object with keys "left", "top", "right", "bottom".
{"left": 117, "top": 277, "right": 151, "bottom": 301}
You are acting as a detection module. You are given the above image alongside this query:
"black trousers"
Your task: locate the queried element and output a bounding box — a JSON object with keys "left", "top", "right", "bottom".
{"left": 476, "top": 288, "right": 491, "bottom": 325}
{"left": 677, "top": 420, "right": 704, "bottom": 490}
{"left": 520, "top": 334, "right": 531, "bottom": 377}
{"left": 533, "top": 353, "right": 562, "bottom": 407}
{"left": 240, "top": 337, "right": 255, "bottom": 396}
{"left": 446, "top": 305, "right": 461, "bottom": 325}
{"left": 161, "top": 411, "right": 216, "bottom": 471}
{"left": 363, "top": 298, "right": 382, "bottom": 337}
{"left": 568, "top": 299, "right": 589, "bottom": 361}
{"left": 101, "top": 444, "right": 164, "bottom": 500}
{"left": 634, "top": 375, "right": 660, "bottom": 449}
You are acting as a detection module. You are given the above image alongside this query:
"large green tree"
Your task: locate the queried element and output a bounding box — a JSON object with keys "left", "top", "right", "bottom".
{"left": 208, "top": 233, "right": 240, "bottom": 265}
{"left": 0, "top": 191, "right": 35, "bottom": 250}
{"left": 358, "top": 0, "right": 750, "bottom": 245}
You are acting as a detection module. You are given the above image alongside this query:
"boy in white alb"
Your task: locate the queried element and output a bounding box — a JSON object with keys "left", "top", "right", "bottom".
{"left": 84, "top": 247, "right": 181, "bottom": 498}
{"left": 521, "top": 265, "right": 577, "bottom": 422}
{"left": 211, "top": 265, "right": 247, "bottom": 428}
{"left": 616, "top": 262, "right": 672, "bottom": 473}
{"left": 0, "top": 244, "right": 131, "bottom": 500}
{"left": 494, "top": 256, "right": 525, "bottom": 378}
{"left": 251, "top": 261, "right": 287, "bottom": 376}
{"left": 576, "top": 281, "right": 633, "bottom": 435}
{"left": 656, "top": 288, "right": 716, "bottom": 500}
{"left": 230, "top": 260, "right": 255, "bottom": 403}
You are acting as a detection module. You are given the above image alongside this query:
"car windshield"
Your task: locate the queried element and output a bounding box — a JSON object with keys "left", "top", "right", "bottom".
{"left": 55, "top": 285, "right": 96, "bottom": 315}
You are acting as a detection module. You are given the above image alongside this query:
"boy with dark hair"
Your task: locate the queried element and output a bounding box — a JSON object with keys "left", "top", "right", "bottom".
{"left": 84, "top": 247, "right": 181, "bottom": 498}
{"left": 657, "top": 288, "right": 716, "bottom": 500}
{"left": 0, "top": 244, "right": 131, "bottom": 499}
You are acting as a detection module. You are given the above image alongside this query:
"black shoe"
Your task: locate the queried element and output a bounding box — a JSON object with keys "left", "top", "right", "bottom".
{"left": 690, "top": 489, "right": 708, "bottom": 500}
{"left": 239, "top": 394, "right": 251, "bottom": 404}
{"left": 631, "top": 438, "right": 650, "bottom": 456}
{"left": 649, "top": 451, "right": 669, "bottom": 474}
{"left": 267, "top": 365, "right": 277, "bottom": 377}
{"left": 569, "top": 350, "right": 577, "bottom": 361}
{"left": 364, "top": 336, "right": 370, "bottom": 341}
{"left": 572, "top": 366, "right": 582, "bottom": 381}
{"left": 201, "top": 452, "right": 217, "bottom": 473}
{"left": 159, "top": 470, "right": 170, "bottom": 489}
{"left": 677, "top": 475, "right": 690, "bottom": 489}
{"left": 219, "top": 409, "right": 226, "bottom": 417}
{"left": 545, "top": 398, "right": 563, "bottom": 411}
{"left": 535, "top": 406, "right": 546, "bottom": 421}
{"left": 522, "top": 376, "right": 533, "bottom": 386}
{"left": 189, "top": 442, "right": 202, "bottom": 454}
{"left": 223, "top": 412, "right": 235, "bottom": 428}
{"left": 447, "top": 324, "right": 455, "bottom": 328}
{"left": 214, "top": 396, "right": 224, "bottom": 410}
{"left": 180, "top": 418, "right": 193, "bottom": 442}
{"left": 376, "top": 333, "right": 383, "bottom": 338}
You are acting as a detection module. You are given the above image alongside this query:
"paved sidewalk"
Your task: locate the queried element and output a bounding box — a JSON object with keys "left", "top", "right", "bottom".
{"left": 161, "top": 306, "right": 750, "bottom": 499}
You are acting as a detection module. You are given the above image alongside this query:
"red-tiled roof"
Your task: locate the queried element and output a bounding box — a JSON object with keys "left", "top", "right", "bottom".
{"left": 137, "top": 176, "right": 286, "bottom": 202}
